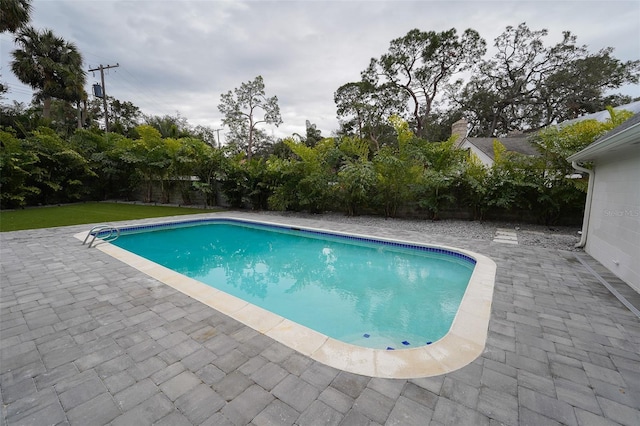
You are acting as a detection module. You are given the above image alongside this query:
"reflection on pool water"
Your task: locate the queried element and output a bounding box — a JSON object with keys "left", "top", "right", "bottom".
{"left": 112, "top": 220, "right": 475, "bottom": 350}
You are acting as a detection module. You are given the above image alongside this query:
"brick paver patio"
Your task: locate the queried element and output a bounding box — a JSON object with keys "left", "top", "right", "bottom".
{"left": 1, "top": 212, "right": 639, "bottom": 425}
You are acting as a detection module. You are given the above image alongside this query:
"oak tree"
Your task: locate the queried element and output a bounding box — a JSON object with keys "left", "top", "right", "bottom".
{"left": 365, "top": 28, "right": 486, "bottom": 139}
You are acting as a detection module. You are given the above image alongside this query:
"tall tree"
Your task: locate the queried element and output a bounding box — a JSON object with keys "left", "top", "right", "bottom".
{"left": 303, "top": 120, "right": 323, "bottom": 147}
{"left": 334, "top": 80, "right": 407, "bottom": 150}
{"left": 0, "top": 0, "right": 32, "bottom": 95}
{"left": 218, "top": 75, "right": 282, "bottom": 160}
{"left": 144, "top": 113, "right": 189, "bottom": 138}
{"left": 460, "top": 23, "right": 586, "bottom": 136}
{"left": 192, "top": 124, "right": 218, "bottom": 147}
{"left": 335, "top": 81, "right": 370, "bottom": 139}
{"left": 455, "top": 23, "right": 639, "bottom": 136}
{"left": 223, "top": 120, "right": 276, "bottom": 159}
{"left": 365, "top": 28, "right": 486, "bottom": 139}
{"left": 538, "top": 48, "right": 640, "bottom": 123}
{"left": 85, "top": 96, "right": 142, "bottom": 135}
{"left": 10, "top": 27, "right": 86, "bottom": 119}
{"left": 0, "top": 0, "right": 32, "bottom": 33}
{"left": 107, "top": 98, "right": 141, "bottom": 136}
{"left": 291, "top": 120, "right": 324, "bottom": 148}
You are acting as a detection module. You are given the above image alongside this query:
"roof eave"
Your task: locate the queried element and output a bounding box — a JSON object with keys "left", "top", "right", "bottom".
{"left": 567, "top": 121, "right": 640, "bottom": 162}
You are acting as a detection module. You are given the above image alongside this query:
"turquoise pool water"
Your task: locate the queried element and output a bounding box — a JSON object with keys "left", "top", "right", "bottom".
{"left": 112, "top": 220, "right": 475, "bottom": 349}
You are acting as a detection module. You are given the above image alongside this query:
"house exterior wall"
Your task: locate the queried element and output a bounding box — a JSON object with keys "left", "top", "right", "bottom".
{"left": 585, "top": 149, "right": 640, "bottom": 292}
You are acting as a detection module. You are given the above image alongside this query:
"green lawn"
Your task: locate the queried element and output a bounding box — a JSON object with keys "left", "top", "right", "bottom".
{"left": 0, "top": 202, "right": 222, "bottom": 232}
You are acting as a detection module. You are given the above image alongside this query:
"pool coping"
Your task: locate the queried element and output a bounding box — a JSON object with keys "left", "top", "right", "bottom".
{"left": 74, "top": 213, "right": 497, "bottom": 379}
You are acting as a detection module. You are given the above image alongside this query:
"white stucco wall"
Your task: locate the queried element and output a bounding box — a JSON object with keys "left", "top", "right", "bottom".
{"left": 585, "top": 149, "right": 640, "bottom": 292}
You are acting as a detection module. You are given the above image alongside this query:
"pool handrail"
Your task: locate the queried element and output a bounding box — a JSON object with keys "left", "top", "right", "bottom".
{"left": 83, "top": 224, "right": 120, "bottom": 248}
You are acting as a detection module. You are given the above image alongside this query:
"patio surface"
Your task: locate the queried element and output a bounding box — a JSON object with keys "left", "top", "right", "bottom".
{"left": 1, "top": 211, "right": 639, "bottom": 425}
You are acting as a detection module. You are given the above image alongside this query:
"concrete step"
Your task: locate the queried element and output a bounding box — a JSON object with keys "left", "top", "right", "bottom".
{"left": 493, "top": 228, "right": 518, "bottom": 244}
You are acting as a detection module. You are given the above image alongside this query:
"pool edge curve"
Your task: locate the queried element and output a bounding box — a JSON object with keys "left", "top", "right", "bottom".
{"left": 74, "top": 213, "right": 497, "bottom": 379}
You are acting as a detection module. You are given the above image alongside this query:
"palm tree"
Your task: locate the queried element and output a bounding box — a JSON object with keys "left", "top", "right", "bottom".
{"left": 59, "top": 59, "right": 88, "bottom": 128}
{"left": 0, "top": 0, "right": 32, "bottom": 33}
{"left": 0, "top": 0, "right": 32, "bottom": 96}
{"left": 10, "top": 26, "right": 86, "bottom": 120}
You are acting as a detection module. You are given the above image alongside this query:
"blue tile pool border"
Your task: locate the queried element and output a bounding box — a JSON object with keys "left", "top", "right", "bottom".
{"left": 100, "top": 217, "right": 477, "bottom": 267}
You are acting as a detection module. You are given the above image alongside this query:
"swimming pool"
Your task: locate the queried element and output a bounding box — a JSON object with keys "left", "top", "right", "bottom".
{"left": 111, "top": 219, "right": 474, "bottom": 350}
{"left": 77, "top": 213, "right": 496, "bottom": 378}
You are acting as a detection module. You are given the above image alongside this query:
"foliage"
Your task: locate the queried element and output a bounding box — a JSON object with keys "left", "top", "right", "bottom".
{"left": 144, "top": 113, "right": 190, "bottom": 138}
{"left": 108, "top": 98, "right": 142, "bottom": 136}
{"left": 303, "top": 120, "right": 323, "bottom": 147}
{"left": 523, "top": 108, "right": 633, "bottom": 223}
{"left": 92, "top": 133, "right": 140, "bottom": 199}
{"left": 1, "top": 107, "right": 228, "bottom": 208}
{"left": 0, "top": 109, "right": 632, "bottom": 226}
{"left": 191, "top": 141, "right": 226, "bottom": 207}
{"left": 365, "top": 27, "right": 486, "bottom": 138}
{"left": 38, "top": 98, "right": 84, "bottom": 137}
{"left": 392, "top": 120, "right": 466, "bottom": 222}
{"left": 372, "top": 146, "right": 420, "bottom": 217}
{"left": 334, "top": 80, "right": 405, "bottom": 150}
{"left": 67, "top": 128, "right": 111, "bottom": 197}
{"left": 0, "top": 101, "right": 44, "bottom": 136}
{"left": 421, "top": 109, "right": 466, "bottom": 143}
{"left": 484, "top": 141, "right": 535, "bottom": 211}
{"left": 412, "top": 138, "right": 467, "bottom": 219}
{"left": 2, "top": 18, "right": 636, "bottom": 224}
{"left": 331, "top": 23, "right": 635, "bottom": 142}
{"left": 458, "top": 151, "right": 489, "bottom": 220}
{"left": 192, "top": 124, "right": 219, "bottom": 147}
{"left": 533, "top": 107, "right": 633, "bottom": 169}
{"left": 125, "top": 125, "right": 168, "bottom": 202}
{"left": 455, "top": 23, "right": 639, "bottom": 136}
{"left": 338, "top": 136, "right": 370, "bottom": 161}
{"left": 11, "top": 26, "right": 86, "bottom": 120}
{"left": 217, "top": 153, "right": 242, "bottom": 208}
{"left": 370, "top": 117, "right": 422, "bottom": 217}
{"left": 0, "top": 0, "right": 32, "bottom": 33}
{"left": 218, "top": 155, "right": 272, "bottom": 210}
{"left": 15, "top": 127, "right": 96, "bottom": 205}
{"left": 0, "top": 128, "right": 39, "bottom": 208}
{"left": 337, "top": 159, "right": 375, "bottom": 216}
{"left": 267, "top": 137, "right": 337, "bottom": 213}
{"left": 540, "top": 48, "right": 639, "bottom": 122}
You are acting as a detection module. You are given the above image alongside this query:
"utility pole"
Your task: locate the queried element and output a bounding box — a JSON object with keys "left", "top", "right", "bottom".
{"left": 213, "top": 128, "right": 223, "bottom": 148}
{"left": 88, "top": 63, "right": 119, "bottom": 132}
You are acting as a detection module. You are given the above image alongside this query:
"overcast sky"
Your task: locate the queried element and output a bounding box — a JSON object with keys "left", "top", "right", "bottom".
{"left": 1, "top": 0, "right": 639, "bottom": 140}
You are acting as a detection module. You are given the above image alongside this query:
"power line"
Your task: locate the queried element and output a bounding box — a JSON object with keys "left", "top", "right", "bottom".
{"left": 110, "top": 67, "right": 170, "bottom": 113}
{"left": 3, "top": 83, "right": 32, "bottom": 96}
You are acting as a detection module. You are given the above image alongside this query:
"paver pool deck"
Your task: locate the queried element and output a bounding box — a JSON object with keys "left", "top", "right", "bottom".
{"left": 1, "top": 211, "right": 639, "bottom": 425}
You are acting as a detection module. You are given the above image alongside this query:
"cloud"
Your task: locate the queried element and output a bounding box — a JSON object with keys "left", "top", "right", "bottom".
{"left": 2, "top": 0, "right": 639, "bottom": 140}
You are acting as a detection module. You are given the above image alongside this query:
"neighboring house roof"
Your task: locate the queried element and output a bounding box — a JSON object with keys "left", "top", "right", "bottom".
{"left": 568, "top": 113, "right": 640, "bottom": 162}
{"left": 464, "top": 136, "right": 539, "bottom": 160}
{"left": 560, "top": 100, "right": 640, "bottom": 126}
{"left": 451, "top": 118, "right": 540, "bottom": 164}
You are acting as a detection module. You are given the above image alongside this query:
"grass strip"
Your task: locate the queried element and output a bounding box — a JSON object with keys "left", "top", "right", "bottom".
{"left": 0, "top": 202, "right": 221, "bottom": 232}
